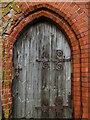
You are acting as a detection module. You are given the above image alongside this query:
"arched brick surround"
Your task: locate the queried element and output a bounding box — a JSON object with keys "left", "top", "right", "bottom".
{"left": 1, "top": 2, "right": 89, "bottom": 119}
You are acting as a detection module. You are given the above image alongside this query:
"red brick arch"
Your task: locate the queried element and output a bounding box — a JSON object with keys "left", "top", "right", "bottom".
{"left": 2, "top": 2, "right": 89, "bottom": 119}
{"left": 10, "top": 10, "right": 81, "bottom": 118}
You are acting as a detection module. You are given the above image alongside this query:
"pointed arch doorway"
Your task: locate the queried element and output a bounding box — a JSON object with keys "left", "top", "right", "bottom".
{"left": 12, "top": 21, "right": 72, "bottom": 119}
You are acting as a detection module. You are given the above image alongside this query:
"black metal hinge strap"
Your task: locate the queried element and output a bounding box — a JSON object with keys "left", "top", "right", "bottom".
{"left": 36, "top": 58, "right": 71, "bottom": 62}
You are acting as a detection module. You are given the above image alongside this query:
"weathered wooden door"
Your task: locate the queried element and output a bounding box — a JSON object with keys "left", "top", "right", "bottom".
{"left": 12, "top": 21, "right": 72, "bottom": 119}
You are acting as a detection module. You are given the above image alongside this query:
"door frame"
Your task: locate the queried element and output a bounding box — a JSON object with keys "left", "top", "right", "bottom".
{"left": 2, "top": 4, "right": 82, "bottom": 119}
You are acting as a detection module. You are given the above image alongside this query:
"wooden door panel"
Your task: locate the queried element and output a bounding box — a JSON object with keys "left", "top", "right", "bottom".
{"left": 12, "top": 21, "right": 72, "bottom": 119}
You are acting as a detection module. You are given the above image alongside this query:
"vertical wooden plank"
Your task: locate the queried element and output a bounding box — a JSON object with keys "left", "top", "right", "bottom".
{"left": 31, "top": 25, "right": 38, "bottom": 118}
{"left": 25, "top": 38, "right": 31, "bottom": 118}
{"left": 15, "top": 40, "right": 20, "bottom": 118}
{"left": 16, "top": 34, "right": 26, "bottom": 118}
{"left": 49, "top": 24, "right": 57, "bottom": 118}
{"left": 40, "top": 22, "right": 50, "bottom": 118}
{"left": 22, "top": 34, "right": 28, "bottom": 118}
{"left": 13, "top": 40, "right": 19, "bottom": 118}
{"left": 19, "top": 36, "right": 23, "bottom": 118}
{"left": 25, "top": 27, "right": 34, "bottom": 118}
{"left": 63, "top": 37, "right": 71, "bottom": 118}
{"left": 32, "top": 25, "right": 38, "bottom": 118}
{"left": 36, "top": 23, "right": 43, "bottom": 118}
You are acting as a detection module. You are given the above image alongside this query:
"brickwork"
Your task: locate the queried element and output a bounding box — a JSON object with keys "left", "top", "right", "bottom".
{"left": 88, "top": 1, "right": 90, "bottom": 119}
{"left": 0, "top": 1, "right": 89, "bottom": 119}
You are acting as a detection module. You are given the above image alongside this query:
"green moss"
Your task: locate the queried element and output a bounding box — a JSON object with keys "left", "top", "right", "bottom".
{"left": 0, "top": 4, "right": 2, "bottom": 9}
{"left": 2, "top": 27, "right": 5, "bottom": 32}
{"left": 10, "top": 2, "right": 17, "bottom": 10}
{"left": 2, "top": 7, "right": 10, "bottom": 16}
{"left": 4, "top": 109, "right": 9, "bottom": 119}
{"left": 3, "top": 70, "right": 6, "bottom": 84}
{"left": 3, "top": 57, "right": 5, "bottom": 61}
{"left": 5, "top": 2, "right": 10, "bottom": 7}
{"left": 17, "top": 5, "right": 20, "bottom": 9}
{"left": 10, "top": 18, "right": 13, "bottom": 22}
{"left": 2, "top": 2, "right": 21, "bottom": 17}
{"left": 3, "top": 99, "right": 7, "bottom": 104}
{"left": 10, "top": 2, "right": 21, "bottom": 13}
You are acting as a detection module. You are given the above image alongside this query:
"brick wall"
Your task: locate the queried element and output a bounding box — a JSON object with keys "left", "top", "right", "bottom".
{"left": 88, "top": 1, "right": 90, "bottom": 119}
{"left": 0, "top": 1, "right": 89, "bottom": 119}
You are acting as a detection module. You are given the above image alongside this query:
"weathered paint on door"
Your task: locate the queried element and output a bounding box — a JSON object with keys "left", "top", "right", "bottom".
{"left": 12, "top": 21, "right": 72, "bottom": 118}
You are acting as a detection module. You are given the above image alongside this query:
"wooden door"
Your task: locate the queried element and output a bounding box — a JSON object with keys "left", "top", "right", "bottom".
{"left": 12, "top": 21, "right": 72, "bottom": 119}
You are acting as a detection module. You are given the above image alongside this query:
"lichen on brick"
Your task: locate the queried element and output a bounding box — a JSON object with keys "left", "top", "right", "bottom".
{"left": 10, "top": 2, "right": 17, "bottom": 10}
{"left": 2, "top": 7, "right": 10, "bottom": 16}
{"left": 1, "top": 1, "right": 22, "bottom": 35}
{"left": 4, "top": 109, "right": 9, "bottom": 119}
{"left": 10, "top": 2, "right": 21, "bottom": 13}
{"left": 2, "top": 70, "right": 6, "bottom": 85}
